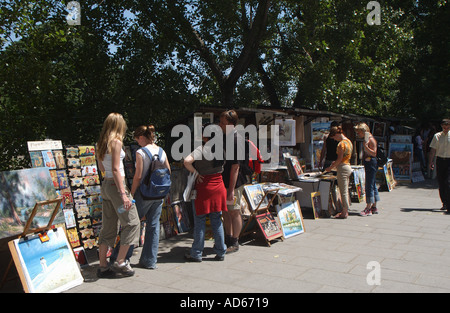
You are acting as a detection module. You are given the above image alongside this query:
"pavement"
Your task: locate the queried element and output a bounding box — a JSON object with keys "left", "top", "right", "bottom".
{"left": 2, "top": 179, "right": 450, "bottom": 295}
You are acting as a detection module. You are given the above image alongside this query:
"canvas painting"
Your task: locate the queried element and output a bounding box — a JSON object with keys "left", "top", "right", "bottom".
{"left": 244, "top": 184, "right": 269, "bottom": 212}
{"left": 286, "top": 156, "right": 303, "bottom": 180}
{"left": 311, "top": 121, "right": 332, "bottom": 169}
{"left": 372, "top": 122, "right": 386, "bottom": 137}
{"left": 11, "top": 227, "right": 83, "bottom": 293}
{"left": 172, "top": 203, "right": 191, "bottom": 233}
{"left": 276, "top": 201, "right": 305, "bottom": 239}
{"left": 255, "top": 212, "right": 283, "bottom": 241}
{"left": 311, "top": 192, "right": 322, "bottom": 219}
{"left": 0, "top": 168, "right": 63, "bottom": 239}
{"left": 383, "top": 162, "right": 395, "bottom": 191}
{"left": 311, "top": 122, "right": 332, "bottom": 142}
{"left": 389, "top": 143, "right": 413, "bottom": 180}
{"left": 275, "top": 119, "right": 296, "bottom": 146}
{"left": 352, "top": 167, "right": 366, "bottom": 202}
{"left": 29, "top": 152, "right": 45, "bottom": 168}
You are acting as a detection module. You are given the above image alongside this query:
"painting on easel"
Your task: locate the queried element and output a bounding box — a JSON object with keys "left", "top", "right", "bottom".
{"left": 10, "top": 227, "right": 83, "bottom": 293}
{"left": 0, "top": 168, "right": 63, "bottom": 239}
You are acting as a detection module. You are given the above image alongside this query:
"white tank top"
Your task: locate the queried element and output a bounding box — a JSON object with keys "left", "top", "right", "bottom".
{"left": 102, "top": 149, "right": 126, "bottom": 178}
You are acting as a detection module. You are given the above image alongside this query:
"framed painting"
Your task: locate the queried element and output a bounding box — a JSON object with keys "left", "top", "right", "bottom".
{"left": 311, "top": 121, "right": 332, "bottom": 169}
{"left": 276, "top": 200, "right": 305, "bottom": 239}
{"left": 275, "top": 118, "right": 296, "bottom": 146}
{"left": 244, "top": 184, "right": 269, "bottom": 212}
{"left": 9, "top": 227, "right": 84, "bottom": 293}
{"left": 310, "top": 192, "right": 322, "bottom": 219}
{"left": 372, "top": 122, "right": 386, "bottom": 138}
{"left": 286, "top": 156, "right": 303, "bottom": 180}
{"left": 255, "top": 212, "right": 283, "bottom": 242}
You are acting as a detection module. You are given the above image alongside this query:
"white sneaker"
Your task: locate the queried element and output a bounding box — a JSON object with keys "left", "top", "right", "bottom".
{"left": 112, "top": 260, "right": 135, "bottom": 277}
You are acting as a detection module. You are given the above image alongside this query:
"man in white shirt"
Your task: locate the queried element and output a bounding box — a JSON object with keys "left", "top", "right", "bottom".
{"left": 429, "top": 119, "right": 450, "bottom": 213}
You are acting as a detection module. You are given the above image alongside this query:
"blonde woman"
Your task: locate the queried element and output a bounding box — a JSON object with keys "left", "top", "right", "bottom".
{"left": 354, "top": 122, "right": 380, "bottom": 216}
{"left": 324, "top": 126, "right": 353, "bottom": 219}
{"left": 96, "top": 113, "right": 140, "bottom": 278}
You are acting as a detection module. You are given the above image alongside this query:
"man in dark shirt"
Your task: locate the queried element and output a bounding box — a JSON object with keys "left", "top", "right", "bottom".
{"left": 219, "top": 110, "right": 246, "bottom": 253}
{"left": 319, "top": 121, "right": 340, "bottom": 170}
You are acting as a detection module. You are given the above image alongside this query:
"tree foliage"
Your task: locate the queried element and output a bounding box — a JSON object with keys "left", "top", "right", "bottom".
{"left": 0, "top": 0, "right": 448, "bottom": 170}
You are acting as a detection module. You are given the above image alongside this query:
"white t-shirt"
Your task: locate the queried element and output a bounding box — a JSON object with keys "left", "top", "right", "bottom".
{"left": 136, "top": 145, "right": 167, "bottom": 183}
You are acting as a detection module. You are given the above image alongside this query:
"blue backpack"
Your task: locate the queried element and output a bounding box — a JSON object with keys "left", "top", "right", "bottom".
{"left": 139, "top": 147, "right": 171, "bottom": 200}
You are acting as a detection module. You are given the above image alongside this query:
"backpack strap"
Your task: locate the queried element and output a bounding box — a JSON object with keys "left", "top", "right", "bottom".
{"left": 141, "top": 147, "right": 153, "bottom": 161}
{"left": 142, "top": 146, "right": 163, "bottom": 162}
{"left": 157, "top": 147, "right": 163, "bottom": 161}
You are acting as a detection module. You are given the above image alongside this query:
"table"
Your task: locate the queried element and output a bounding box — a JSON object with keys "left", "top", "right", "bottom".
{"left": 291, "top": 173, "right": 339, "bottom": 217}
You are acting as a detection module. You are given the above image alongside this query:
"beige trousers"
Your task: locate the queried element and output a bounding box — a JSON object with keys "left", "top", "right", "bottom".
{"left": 98, "top": 179, "right": 140, "bottom": 247}
{"left": 337, "top": 164, "right": 352, "bottom": 212}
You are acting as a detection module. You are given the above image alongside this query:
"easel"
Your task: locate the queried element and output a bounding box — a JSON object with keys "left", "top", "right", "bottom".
{"left": 240, "top": 188, "right": 283, "bottom": 246}
{"left": 0, "top": 198, "right": 63, "bottom": 292}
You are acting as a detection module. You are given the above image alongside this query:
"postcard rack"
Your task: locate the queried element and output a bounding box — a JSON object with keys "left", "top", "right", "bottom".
{"left": 240, "top": 188, "right": 283, "bottom": 247}
{"left": 1, "top": 198, "right": 62, "bottom": 291}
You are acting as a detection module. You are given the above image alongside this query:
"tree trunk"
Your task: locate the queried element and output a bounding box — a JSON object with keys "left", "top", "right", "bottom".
{"left": 221, "top": 82, "right": 236, "bottom": 108}
{"left": 254, "top": 58, "right": 282, "bottom": 108}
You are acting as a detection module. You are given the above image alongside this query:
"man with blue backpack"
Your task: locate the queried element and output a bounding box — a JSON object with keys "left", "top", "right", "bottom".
{"left": 130, "top": 125, "right": 171, "bottom": 269}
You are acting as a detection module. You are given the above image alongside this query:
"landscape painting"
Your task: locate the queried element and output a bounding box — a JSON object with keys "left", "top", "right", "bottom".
{"left": 276, "top": 201, "right": 305, "bottom": 239}
{"left": 0, "top": 168, "right": 62, "bottom": 239}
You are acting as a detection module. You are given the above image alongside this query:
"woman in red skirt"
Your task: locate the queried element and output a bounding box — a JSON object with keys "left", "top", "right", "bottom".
{"left": 183, "top": 124, "right": 227, "bottom": 262}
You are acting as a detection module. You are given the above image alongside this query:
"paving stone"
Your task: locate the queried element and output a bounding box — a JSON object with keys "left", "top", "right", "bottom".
{"left": 4, "top": 179, "right": 448, "bottom": 294}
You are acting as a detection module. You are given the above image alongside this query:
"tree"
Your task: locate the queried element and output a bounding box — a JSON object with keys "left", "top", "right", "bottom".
{"left": 396, "top": 1, "right": 450, "bottom": 121}
{"left": 253, "top": 0, "right": 415, "bottom": 117}
{"left": 0, "top": 1, "right": 116, "bottom": 170}
{"left": 119, "top": 0, "right": 272, "bottom": 107}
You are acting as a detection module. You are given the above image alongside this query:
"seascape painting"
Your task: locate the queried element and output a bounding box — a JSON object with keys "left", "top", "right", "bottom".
{"left": 12, "top": 227, "right": 83, "bottom": 293}
{"left": 0, "top": 168, "right": 63, "bottom": 239}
